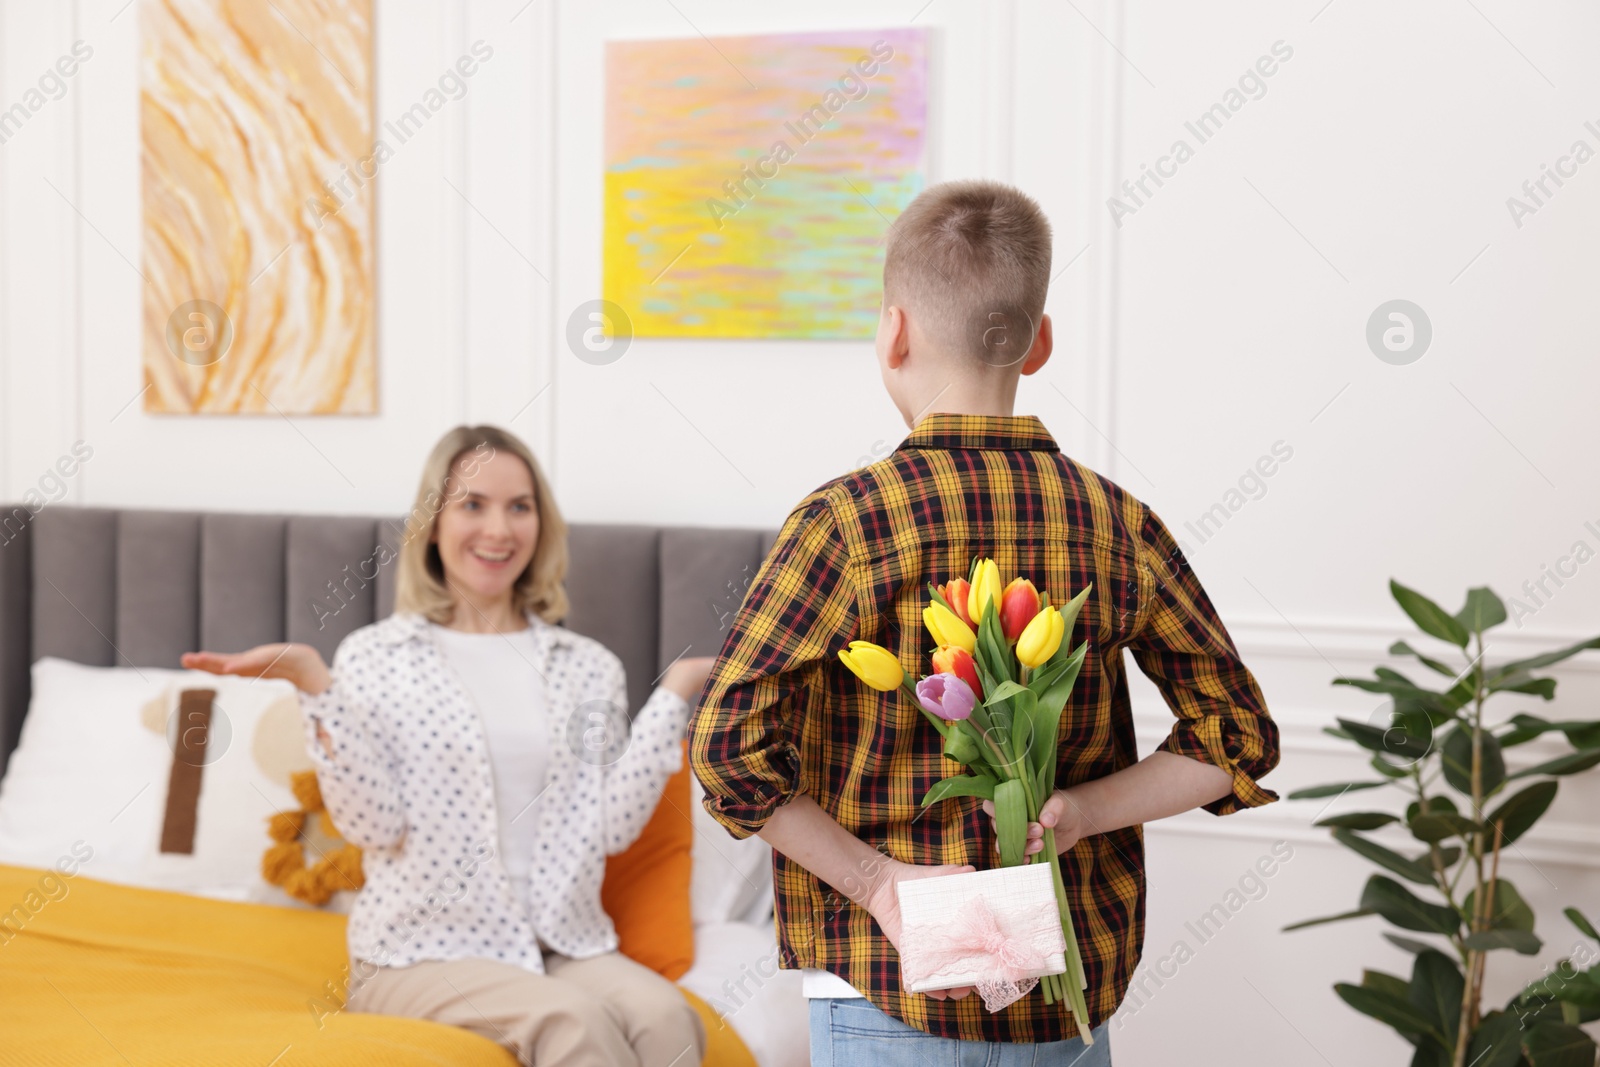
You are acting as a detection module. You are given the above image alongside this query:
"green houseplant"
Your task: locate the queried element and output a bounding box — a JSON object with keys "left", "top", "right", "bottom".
{"left": 1287, "top": 580, "right": 1600, "bottom": 1067}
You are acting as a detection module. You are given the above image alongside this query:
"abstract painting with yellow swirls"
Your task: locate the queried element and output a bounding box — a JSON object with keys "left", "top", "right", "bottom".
{"left": 604, "top": 29, "right": 927, "bottom": 339}
{"left": 141, "top": 0, "right": 375, "bottom": 414}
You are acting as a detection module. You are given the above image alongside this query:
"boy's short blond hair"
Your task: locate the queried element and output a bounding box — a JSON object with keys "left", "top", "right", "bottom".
{"left": 883, "top": 180, "right": 1053, "bottom": 367}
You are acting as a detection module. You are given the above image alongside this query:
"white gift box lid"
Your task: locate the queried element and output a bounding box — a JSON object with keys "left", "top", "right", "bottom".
{"left": 895, "top": 862, "right": 1067, "bottom": 992}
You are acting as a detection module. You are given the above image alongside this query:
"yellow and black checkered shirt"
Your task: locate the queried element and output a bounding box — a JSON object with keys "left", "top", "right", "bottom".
{"left": 688, "top": 412, "right": 1280, "bottom": 1043}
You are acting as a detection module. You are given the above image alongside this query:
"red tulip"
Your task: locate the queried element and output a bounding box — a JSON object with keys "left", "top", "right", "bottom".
{"left": 931, "top": 645, "right": 984, "bottom": 700}
{"left": 941, "top": 578, "right": 974, "bottom": 628}
{"left": 1000, "top": 577, "right": 1042, "bottom": 642}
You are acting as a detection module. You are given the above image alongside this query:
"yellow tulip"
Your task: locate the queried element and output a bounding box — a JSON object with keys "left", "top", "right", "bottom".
{"left": 923, "top": 602, "right": 977, "bottom": 654}
{"left": 966, "top": 558, "right": 1003, "bottom": 625}
{"left": 837, "top": 641, "right": 905, "bottom": 691}
{"left": 1016, "top": 605, "right": 1066, "bottom": 667}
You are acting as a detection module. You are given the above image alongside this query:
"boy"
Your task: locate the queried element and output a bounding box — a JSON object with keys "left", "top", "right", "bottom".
{"left": 688, "top": 180, "right": 1280, "bottom": 1058}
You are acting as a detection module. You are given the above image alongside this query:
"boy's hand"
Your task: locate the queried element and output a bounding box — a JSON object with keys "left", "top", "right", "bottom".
{"left": 862, "top": 858, "right": 979, "bottom": 1002}
{"left": 980, "top": 788, "right": 1088, "bottom": 855}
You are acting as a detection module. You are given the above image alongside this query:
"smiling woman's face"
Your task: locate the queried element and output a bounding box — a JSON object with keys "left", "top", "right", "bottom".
{"left": 430, "top": 449, "right": 540, "bottom": 610}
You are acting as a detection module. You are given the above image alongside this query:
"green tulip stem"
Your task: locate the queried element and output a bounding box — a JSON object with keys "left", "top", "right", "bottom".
{"left": 1042, "top": 825, "right": 1093, "bottom": 1043}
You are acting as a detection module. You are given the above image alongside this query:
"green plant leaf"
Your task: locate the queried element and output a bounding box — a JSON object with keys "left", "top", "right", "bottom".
{"left": 1340, "top": 717, "right": 1433, "bottom": 761}
{"left": 921, "top": 773, "right": 999, "bottom": 806}
{"left": 1467, "top": 1012, "right": 1528, "bottom": 1067}
{"left": 1523, "top": 1021, "right": 1597, "bottom": 1067}
{"left": 1334, "top": 981, "right": 1443, "bottom": 1041}
{"left": 1508, "top": 748, "right": 1600, "bottom": 781}
{"left": 1409, "top": 813, "right": 1481, "bottom": 843}
{"left": 1360, "top": 875, "right": 1461, "bottom": 935}
{"left": 1390, "top": 640, "right": 1461, "bottom": 677}
{"left": 1335, "top": 829, "right": 1436, "bottom": 885}
{"left": 1283, "top": 908, "right": 1374, "bottom": 932}
{"left": 1484, "top": 780, "right": 1558, "bottom": 846}
{"left": 1288, "top": 780, "right": 1389, "bottom": 800}
{"left": 1384, "top": 933, "right": 1443, "bottom": 955}
{"left": 1465, "top": 879, "right": 1534, "bottom": 932}
{"left": 1409, "top": 950, "right": 1464, "bottom": 1056}
{"left": 993, "top": 778, "right": 1027, "bottom": 867}
{"left": 1333, "top": 675, "right": 1465, "bottom": 716}
{"left": 983, "top": 679, "right": 1030, "bottom": 707}
{"left": 1464, "top": 929, "right": 1543, "bottom": 955}
{"left": 1500, "top": 715, "right": 1600, "bottom": 750}
{"left": 1488, "top": 672, "right": 1558, "bottom": 700}
{"left": 1363, "top": 968, "right": 1413, "bottom": 1002}
{"left": 1391, "top": 580, "right": 1470, "bottom": 647}
{"left": 1442, "top": 726, "right": 1506, "bottom": 797}
{"left": 1455, "top": 587, "right": 1508, "bottom": 633}
{"left": 1053, "top": 584, "right": 1092, "bottom": 646}
{"left": 1408, "top": 1036, "right": 1453, "bottom": 1067}
{"left": 1373, "top": 754, "right": 1414, "bottom": 779}
{"left": 1317, "top": 811, "right": 1400, "bottom": 830}
{"left": 1566, "top": 907, "right": 1599, "bottom": 942}
{"left": 1487, "top": 635, "right": 1600, "bottom": 682}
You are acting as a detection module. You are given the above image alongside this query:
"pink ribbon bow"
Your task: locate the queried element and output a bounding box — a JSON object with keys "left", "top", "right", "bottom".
{"left": 901, "top": 896, "right": 1056, "bottom": 1012}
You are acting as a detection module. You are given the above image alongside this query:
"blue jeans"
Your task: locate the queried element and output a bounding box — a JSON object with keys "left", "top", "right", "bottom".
{"left": 809, "top": 996, "right": 1111, "bottom": 1066}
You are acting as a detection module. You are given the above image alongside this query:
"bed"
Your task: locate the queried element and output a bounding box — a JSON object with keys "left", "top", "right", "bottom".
{"left": 0, "top": 504, "right": 808, "bottom": 1067}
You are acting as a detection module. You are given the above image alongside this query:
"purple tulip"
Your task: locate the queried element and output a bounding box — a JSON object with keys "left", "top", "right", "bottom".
{"left": 916, "top": 673, "right": 976, "bottom": 721}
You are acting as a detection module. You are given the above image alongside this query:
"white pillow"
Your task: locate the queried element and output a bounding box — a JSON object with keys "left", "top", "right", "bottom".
{"left": 0, "top": 657, "right": 319, "bottom": 902}
{"left": 689, "top": 774, "right": 775, "bottom": 926}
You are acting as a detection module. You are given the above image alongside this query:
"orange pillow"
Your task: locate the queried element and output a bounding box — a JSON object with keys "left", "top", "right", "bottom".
{"left": 601, "top": 739, "right": 695, "bottom": 980}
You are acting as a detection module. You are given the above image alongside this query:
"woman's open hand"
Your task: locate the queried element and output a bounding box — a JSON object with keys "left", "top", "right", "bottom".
{"left": 660, "top": 655, "right": 716, "bottom": 703}
{"left": 181, "top": 643, "right": 332, "bottom": 696}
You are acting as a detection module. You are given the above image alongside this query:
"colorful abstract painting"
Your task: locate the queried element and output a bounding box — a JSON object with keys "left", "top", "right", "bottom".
{"left": 141, "top": 0, "right": 375, "bottom": 414}
{"left": 604, "top": 28, "right": 927, "bottom": 339}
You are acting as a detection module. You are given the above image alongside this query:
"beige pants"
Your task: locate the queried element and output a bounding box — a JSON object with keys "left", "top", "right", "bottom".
{"left": 347, "top": 950, "right": 707, "bottom": 1067}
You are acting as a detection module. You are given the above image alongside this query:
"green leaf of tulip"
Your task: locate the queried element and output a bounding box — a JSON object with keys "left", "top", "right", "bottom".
{"left": 920, "top": 773, "right": 998, "bottom": 806}
{"left": 1390, "top": 579, "right": 1470, "bottom": 647}
{"left": 993, "top": 779, "right": 1027, "bottom": 867}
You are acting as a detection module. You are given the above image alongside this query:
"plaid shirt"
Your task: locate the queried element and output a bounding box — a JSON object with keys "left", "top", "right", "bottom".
{"left": 688, "top": 413, "right": 1280, "bottom": 1043}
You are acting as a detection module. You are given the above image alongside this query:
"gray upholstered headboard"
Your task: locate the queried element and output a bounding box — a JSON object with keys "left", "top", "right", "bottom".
{"left": 0, "top": 505, "right": 780, "bottom": 777}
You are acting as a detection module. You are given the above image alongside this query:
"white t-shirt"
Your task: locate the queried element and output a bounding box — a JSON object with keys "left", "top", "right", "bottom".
{"left": 803, "top": 968, "right": 865, "bottom": 998}
{"left": 427, "top": 622, "right": 552, "bottom": 939}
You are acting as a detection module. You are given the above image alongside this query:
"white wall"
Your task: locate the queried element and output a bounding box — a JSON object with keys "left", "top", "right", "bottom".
{"left": 3, "top": 1, "right": 1598, "bottom": 1063}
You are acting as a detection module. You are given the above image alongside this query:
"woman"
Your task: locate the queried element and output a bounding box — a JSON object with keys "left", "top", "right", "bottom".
{"left": 183, "top": 425, "right": 714, "bottom": 1067}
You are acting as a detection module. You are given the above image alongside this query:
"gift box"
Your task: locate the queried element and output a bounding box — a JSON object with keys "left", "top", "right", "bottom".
{"left": 896, "top": 863, "right": 1068, "bottom": 1012}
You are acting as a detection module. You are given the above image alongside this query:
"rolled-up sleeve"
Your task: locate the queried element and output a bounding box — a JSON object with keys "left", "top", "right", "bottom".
{"left": 689, "top": 497, "right": 857, "bottom": 839}
{"left": 1129, "top": 505, "right": 1280, "bottom": 815}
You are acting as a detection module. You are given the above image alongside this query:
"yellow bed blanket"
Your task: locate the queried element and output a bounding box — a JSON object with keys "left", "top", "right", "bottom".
{"left": 0, "top": 864, "right": 752, "bottom": 1067}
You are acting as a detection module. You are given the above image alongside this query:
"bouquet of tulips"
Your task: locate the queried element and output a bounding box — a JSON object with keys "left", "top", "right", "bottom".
{"left": 838, "top": 558, "right": 1094, "bottom": 1038}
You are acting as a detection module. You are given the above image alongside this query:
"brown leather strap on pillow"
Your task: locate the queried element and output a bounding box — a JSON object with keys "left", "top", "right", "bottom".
{"left": 160, "top": 688, "right": 215, "bottom": 855}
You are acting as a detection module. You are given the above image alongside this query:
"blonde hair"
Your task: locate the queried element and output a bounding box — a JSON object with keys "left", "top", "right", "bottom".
{"left": 393, "top": 425, "right": 571, "bottom": 625}
{"left": 883, "top": 180, "right": 1053, "bottom": 366}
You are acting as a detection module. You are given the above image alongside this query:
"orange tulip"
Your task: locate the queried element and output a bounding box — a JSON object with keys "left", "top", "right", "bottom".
{"left": 931, "top": 645, "right": 984, "bottom": 700}
{"left": 1000, "top": 577, "right": 1043, "bottom": 642}
{"left": 940, "top": 578, "right": 974, "bottom": 628}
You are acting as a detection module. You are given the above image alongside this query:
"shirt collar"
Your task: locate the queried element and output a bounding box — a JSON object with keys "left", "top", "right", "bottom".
{"left": 896, "top": 413, "right": 1059, "bottom": 453}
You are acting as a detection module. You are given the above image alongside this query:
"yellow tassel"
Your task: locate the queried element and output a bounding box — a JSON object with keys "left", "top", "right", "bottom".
{"left": 317, "top": 810, "right": 340, "bottom": 838}
{"left": 284, "top": 866, "right": 333, "bottom": 906}
{"left": 290, "top": 770, "right": 324, "bottom": 812}
{"left": 262, "top": 841, "right": 304, "bottom": 885}
{"left": 267, "top": 811, "right": 305, "bottom": 843}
